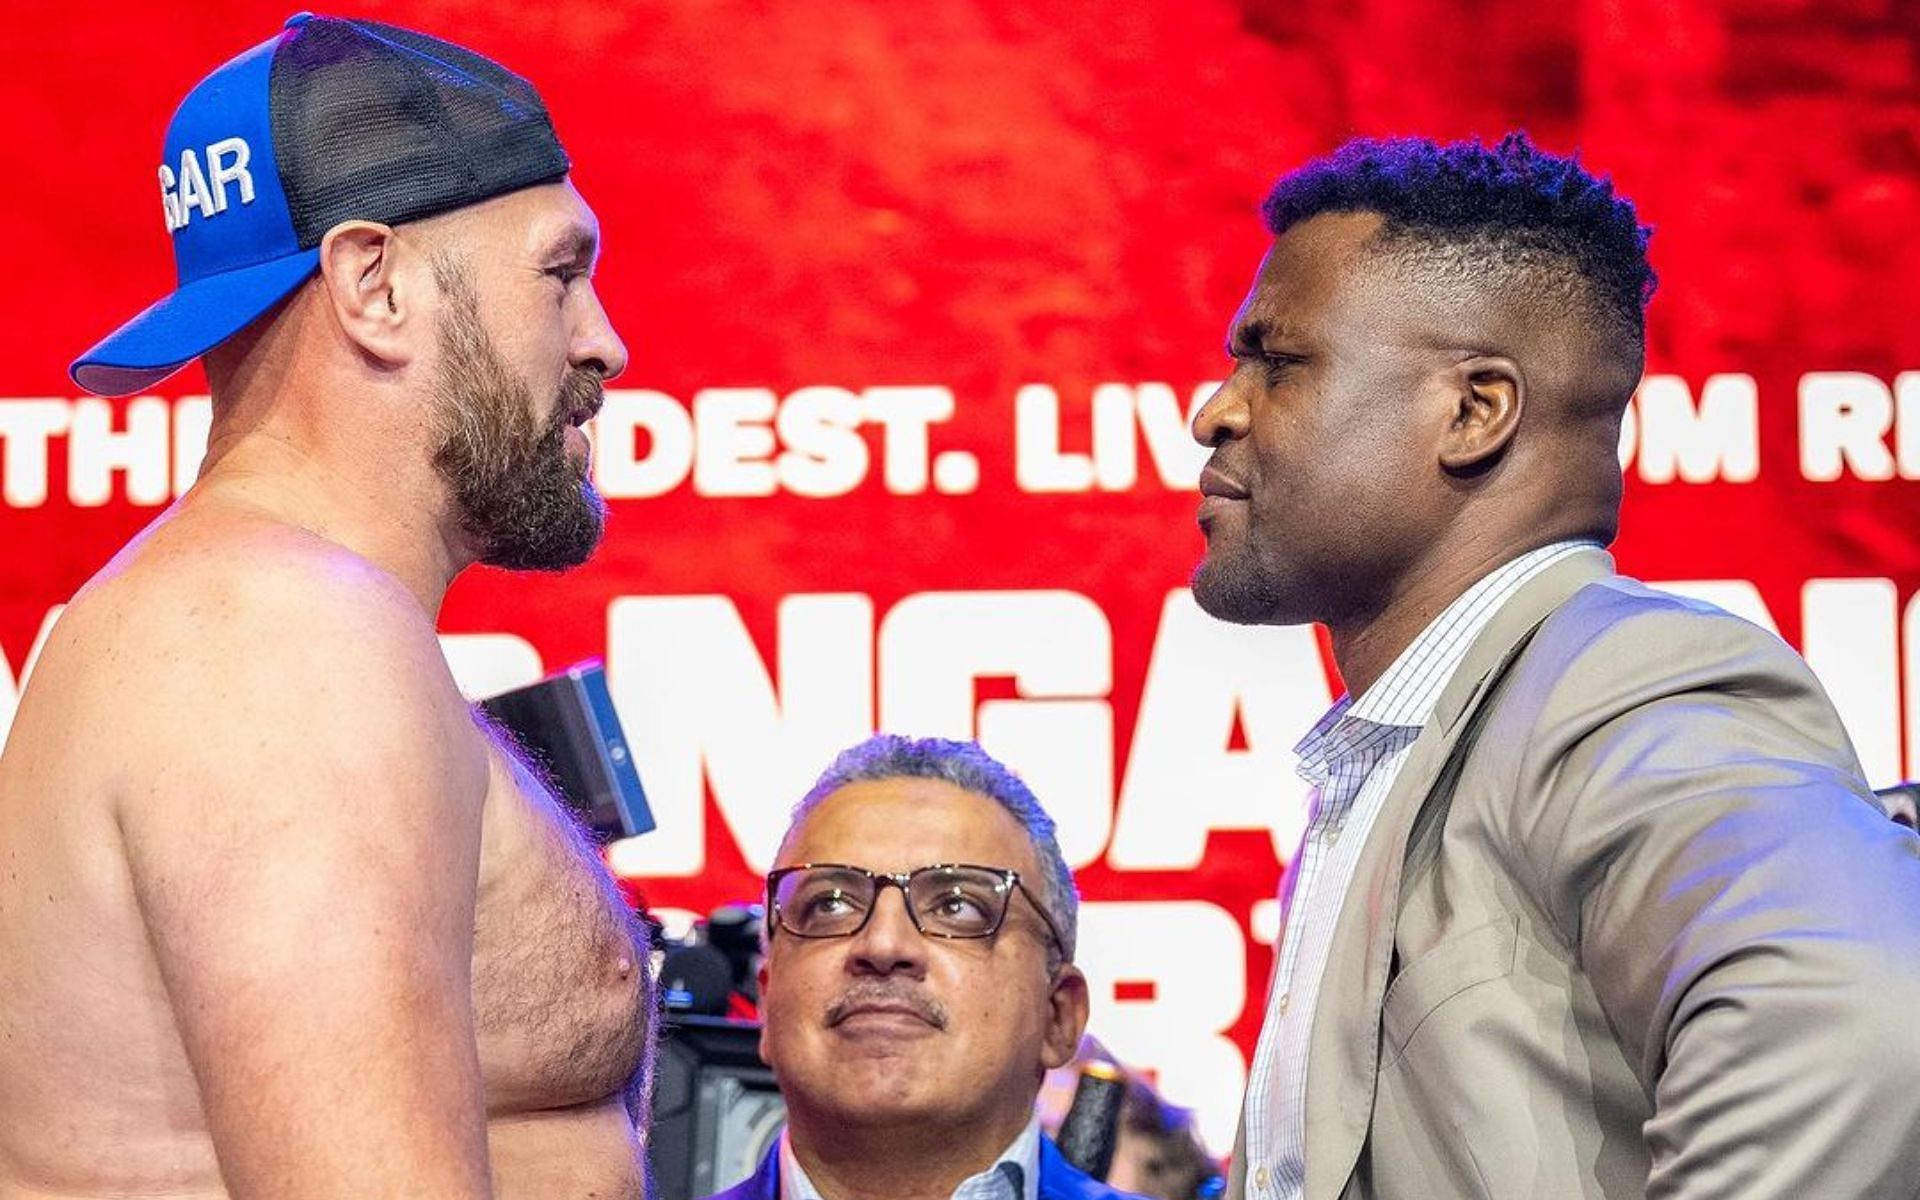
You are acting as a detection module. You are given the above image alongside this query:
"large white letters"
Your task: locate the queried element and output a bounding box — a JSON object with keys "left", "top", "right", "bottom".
{"left": 1623, "top": 373, "right": 1760, "bottom": 483}
{"left": 605, "top": 594, "right": 873, "bottom": 875}
{"left": 0, "top": 401, "right": 70, "bottom": 507}
{"left": 1077, "top": 900, "right": 1248, "bottom": 1152}
{"left": 880, "top": 591, "right": 1115, "bottom": 867}
{"left": 1110, "top": 591, "right": 1330, "bottom": 869}
{"left": 1801, "top": 371, "right": 1900, "bottom": 481}
{"left": 68, "top": 397, "right": 170, "bottom": 508}
{"left": 1803, "top": 579, "right": 1901, "bottom": 784}
{"left": 594, "top": 389, "right": 695, "bottom": 499}
{"left": 440, "top": 633, "right": 544, "bottom": 701}
{"left": 1015, "top": 382, "right": 1215, "bottom": 493}
{"left": 1655, "top": 578, "right": 1907, "bottom": 785}
{"left": 0, "top": 607, "right": 65, "bottom": 747}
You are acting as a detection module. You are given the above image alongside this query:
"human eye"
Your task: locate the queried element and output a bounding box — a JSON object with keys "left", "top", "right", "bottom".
{"left": 781, "top": 871, "right": 869, "bottom": 932}
{"left": 915, "top": 870, "right": 1005, "bottom": 935}
{"left": 931, "top": 891, "right": 989, "bottom": 921}
{"left": 794, "top": 893, "right": 853, "bottom": 936}
{"left": 1257, "top": 350, "right": 1305, "bottom": 384}
{"left": 809, "top": 889, "right": 861, "bottom": 917}
{"left": 1227, "top": 340, "right": 1302, "bottom": 386}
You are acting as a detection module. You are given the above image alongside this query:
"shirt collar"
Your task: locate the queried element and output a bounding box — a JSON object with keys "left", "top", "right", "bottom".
{"left": 779, "top": 1117, "right": 1040, "bottom": 1200}
{"left": 1295, "top": 540, "right": 1599, "bottom": 774}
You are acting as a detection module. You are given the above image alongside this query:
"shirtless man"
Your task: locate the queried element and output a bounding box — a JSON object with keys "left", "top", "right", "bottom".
{"left": 0, "top": 15, "right": 654, "bottom": 1197}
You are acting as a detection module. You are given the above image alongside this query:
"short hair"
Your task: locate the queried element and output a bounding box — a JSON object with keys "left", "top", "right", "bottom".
{"left": 790, "top": 734, "right": 1079, "bottom": 965}
{"left": 1262, "top": 132, "right": 1655, "bottom": 355}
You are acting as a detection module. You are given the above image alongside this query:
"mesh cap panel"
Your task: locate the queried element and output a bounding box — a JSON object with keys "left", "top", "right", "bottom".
{"left": 271, "top": 17, "right": 570, "bottom": 247}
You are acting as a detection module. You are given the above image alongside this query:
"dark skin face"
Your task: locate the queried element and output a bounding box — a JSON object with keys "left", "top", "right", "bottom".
{"left": 1191, "top": 211, "right": 1622, "bottom": 696}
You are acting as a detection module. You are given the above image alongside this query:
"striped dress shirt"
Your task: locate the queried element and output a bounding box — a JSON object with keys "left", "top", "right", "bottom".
{"left": 1240, "top": 540, "right": 1598, "bottom": 1198}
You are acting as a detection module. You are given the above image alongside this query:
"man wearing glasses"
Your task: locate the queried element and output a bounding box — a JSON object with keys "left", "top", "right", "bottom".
{"left": 706, "top": 734, "right": 1145, "bottom": 1200}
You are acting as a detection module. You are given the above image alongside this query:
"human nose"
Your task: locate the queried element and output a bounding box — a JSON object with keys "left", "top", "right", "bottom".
{"left": 573, "top": 284, "right": 629, "bottom": 381}
{"left": 847, "top": 882, "right": 928, "bottom": 979}
{"left": 1192, "top": 378, "right": 1250, "bottom": 447}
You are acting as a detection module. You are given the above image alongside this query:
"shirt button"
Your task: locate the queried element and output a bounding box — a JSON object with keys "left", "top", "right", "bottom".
{"left": 1255, "top": 1165, "right": 1271, "bottom": 1190}
{"left": 1277, "top": 992, "right": 1290, "bottom": 1015}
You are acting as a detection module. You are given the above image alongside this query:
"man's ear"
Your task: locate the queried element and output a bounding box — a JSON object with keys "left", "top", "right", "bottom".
{"left": 1041, "top": 964, "right": 1092, "bottom": 1071}
{"left": 755, "top": 957, "right": 774, "bottom": 1063}
{"left": 316, "top": 220, "right": 422, "bottom": 367}
{"left": 1440, "top": 356, "right": 1523, "bottom": 471}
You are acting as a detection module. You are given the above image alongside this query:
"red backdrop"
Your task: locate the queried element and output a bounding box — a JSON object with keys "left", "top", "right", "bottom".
{"left": 3, "top": 0, "right": 1915, "bottom": 1147}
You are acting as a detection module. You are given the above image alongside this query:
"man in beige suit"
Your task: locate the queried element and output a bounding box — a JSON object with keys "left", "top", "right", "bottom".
{"left": 1192, "top": 133, "right": 1920, "bottom": 1198}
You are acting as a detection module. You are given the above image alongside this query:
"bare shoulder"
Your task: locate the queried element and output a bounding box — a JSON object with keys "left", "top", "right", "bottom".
{"left": 72, "top": 512, "right": 442, "bottom": 669}
{"left": 44, "top": 514, "right": 503, "bottom": 1190}
{"left": 44, "top": 512, "right": 488, "bottom": 815}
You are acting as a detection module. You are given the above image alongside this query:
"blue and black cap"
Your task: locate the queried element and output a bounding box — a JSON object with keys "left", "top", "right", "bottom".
{"left": 71, "top": 13, "right": 570, "bottom": 397}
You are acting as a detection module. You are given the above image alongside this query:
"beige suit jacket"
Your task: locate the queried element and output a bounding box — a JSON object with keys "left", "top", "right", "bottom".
{"left": 1227, "top": 548, "right": 1920, "bottom": 1199}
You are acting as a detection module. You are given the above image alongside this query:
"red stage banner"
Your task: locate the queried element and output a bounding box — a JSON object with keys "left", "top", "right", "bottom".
{"left": 3, "top": 0, "right": 1914, "bottom": 1146}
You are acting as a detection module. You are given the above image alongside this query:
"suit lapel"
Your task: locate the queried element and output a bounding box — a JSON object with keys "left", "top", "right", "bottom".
{"left": 745, "top": 1139, "right": 782, "bottom": 1200}
{"left": 1038, "top": 1136, "right": 1104, "bottom": 1200}
{"left": 1298, "top": 548, "right": 1613, "bottom": 1198}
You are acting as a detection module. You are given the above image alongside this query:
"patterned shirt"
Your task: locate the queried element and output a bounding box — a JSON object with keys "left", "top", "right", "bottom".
{"left": 779, "top": 1117, "right": 1038, "bottom": 1200}
{"left": 1240, "top": 540, "right": 1597, "bottom": 1198}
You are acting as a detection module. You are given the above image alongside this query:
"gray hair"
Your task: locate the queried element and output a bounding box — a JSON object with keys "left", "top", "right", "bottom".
{"left": 790, "top": 734, "right": 1079, "bottom": 965}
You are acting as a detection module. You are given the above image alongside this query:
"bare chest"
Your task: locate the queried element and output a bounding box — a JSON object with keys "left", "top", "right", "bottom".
{"left": 470, "top": 745, "right": 654, "bottom": 1115}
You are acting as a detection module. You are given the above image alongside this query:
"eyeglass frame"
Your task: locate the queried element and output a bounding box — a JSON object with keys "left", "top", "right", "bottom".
{"left": 764, "top": 861, "right": 1067, "bottom": 957}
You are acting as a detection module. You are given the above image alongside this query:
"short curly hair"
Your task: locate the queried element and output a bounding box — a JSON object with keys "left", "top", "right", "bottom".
{"left": 1263, "top": 132, "right": 1655, "bottom": 353}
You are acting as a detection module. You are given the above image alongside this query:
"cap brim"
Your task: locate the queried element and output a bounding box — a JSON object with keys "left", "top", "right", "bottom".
{"left": 70, "top": 249, "right": 323, "bottom": 396}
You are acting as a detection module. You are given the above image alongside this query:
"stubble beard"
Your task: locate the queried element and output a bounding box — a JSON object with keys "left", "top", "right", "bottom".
{"left": 429, "top": 260, "right": 607, "bottom": 572}
{"left": 1192, "top": 533, "right": 1284, "bottom": 625}
{"left": 1192, "top": 528, "right": 1333, "bottom": 628}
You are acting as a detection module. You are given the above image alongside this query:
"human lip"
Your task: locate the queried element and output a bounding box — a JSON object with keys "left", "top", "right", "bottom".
{"left": 568, "top": 395, "right": 602, "bottom": 427}
{"left": 829, "top": 1000, "right": 939, "bottom": 1029}
{"left": 1198, "top": 467, "right": 1248, "bottom": 530}
{"left": 1198, "top": 466, "right": 1250, "bottom": 500}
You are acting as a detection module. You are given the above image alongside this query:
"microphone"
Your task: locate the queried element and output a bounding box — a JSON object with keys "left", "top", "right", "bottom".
{"left": 1055, "top": 1060, "right": 1127, "bottom": 1181}
{"left": 479, "top": 661, "right": 654, "bottom": 840}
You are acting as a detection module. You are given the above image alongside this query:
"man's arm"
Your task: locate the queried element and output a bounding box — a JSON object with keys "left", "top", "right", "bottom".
{"left": 110, "top": 556, "right": 494, "bottom": 1197}
{"left": 1513, "top": 590, "right": 1920, "bottom": 1199}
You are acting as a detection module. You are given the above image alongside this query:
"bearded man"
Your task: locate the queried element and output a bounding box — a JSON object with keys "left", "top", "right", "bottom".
{"left": 0, "top": 15, "right": 655, "bottom": 1197}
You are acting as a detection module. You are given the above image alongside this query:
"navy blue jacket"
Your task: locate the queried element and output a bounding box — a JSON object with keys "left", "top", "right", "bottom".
{"left": 703, "top": 1135, "right": 1147, "bottom": 1200}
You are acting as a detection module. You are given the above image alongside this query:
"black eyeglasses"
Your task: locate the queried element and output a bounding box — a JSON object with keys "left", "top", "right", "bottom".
{"left": 766, "top": 862, "right": 1065, "bottom": 954}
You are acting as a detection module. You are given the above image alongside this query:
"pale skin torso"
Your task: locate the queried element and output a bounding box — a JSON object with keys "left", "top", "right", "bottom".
{"left": 0, "top": 501, "right": 652, "bottom": 1198}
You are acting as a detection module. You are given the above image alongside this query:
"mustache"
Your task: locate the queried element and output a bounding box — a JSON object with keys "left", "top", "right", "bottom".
{"left": 542, "top": 369, "right": 605, "bottom": 438}
{"left": 825, "top": 980, "right": 950, "bottom": 1030}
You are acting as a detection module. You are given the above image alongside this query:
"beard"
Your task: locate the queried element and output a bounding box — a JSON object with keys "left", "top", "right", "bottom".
{"left": 429, "top": 260, "right": 607, "bottom": 572}
{"left": 1192, "top": 522, "right": 1322, "bottom": 627}
{"left": 1191, "top": 552, "right": 1281, "bottom": 625}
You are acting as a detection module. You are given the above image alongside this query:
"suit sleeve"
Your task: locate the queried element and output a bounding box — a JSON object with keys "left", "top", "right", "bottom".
{"left": 1509, "top": 590, "right": 1920, "bottom": 1199}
